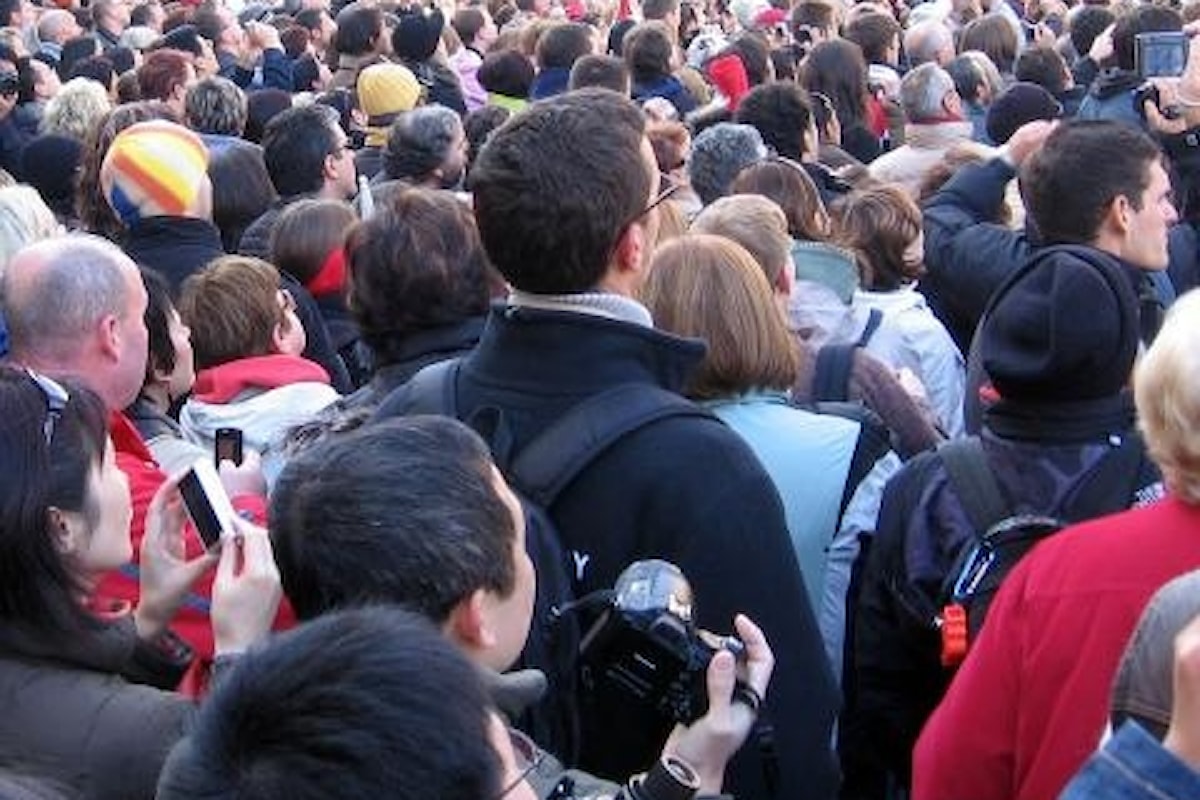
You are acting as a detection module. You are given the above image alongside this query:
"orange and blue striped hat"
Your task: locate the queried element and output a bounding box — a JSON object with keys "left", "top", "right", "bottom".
{"left": 100, "top": 120, "right": 210, "bottom": 226}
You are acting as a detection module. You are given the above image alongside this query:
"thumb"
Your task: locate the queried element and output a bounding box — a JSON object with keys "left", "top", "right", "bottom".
{"left": 706, "top": 649, "right": 737, "bottom": 715}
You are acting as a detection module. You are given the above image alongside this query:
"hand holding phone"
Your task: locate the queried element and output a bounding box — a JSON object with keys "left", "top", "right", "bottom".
{"left": 179, "top": 458, "right": 239, "bottom": 552}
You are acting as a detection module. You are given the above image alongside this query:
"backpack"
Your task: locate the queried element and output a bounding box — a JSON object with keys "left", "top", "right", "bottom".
{"left": 934, "top": 433, "right": 1150, "bottom": 667}
{"left": 396, "top": 358, "right": 716, "bottom": 761}
{"left": 810, "top": 308, "right": 884, "bottom": 404}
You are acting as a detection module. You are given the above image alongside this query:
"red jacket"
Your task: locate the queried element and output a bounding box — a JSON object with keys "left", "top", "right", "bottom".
{"left": 913, "top": 496, "right": 1200, "bottom": 800}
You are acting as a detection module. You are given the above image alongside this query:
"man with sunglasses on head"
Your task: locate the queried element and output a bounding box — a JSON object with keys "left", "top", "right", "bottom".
{"left": 377, "top": 88, "right": 839, "bottom": 800}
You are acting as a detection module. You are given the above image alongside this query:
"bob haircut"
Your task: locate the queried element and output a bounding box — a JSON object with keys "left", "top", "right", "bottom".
{"left": 690, "top": 193, "right": 793, "bottom": 288}
{"left": 178, "top": 256, "right": 287, "bottom": 371}
{"left": 832, "top": 184, "right": 922, "bottom": 292}
{"left": 730, "top": 159, "right": 829, "bottom": 242}
{"left": 0, "top": 368, "right": 109, "bottom": 640}
{"left": 1136, "top": 288, "right": 1200, "bottom": 505}
{"left": 641, "top": 234, "right": 798, "bottom": 400}
{"left": 270, "top": 199, "right": 357, "bottom": 288}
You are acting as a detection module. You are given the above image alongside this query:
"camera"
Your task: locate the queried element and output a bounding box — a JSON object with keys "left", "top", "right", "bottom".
{"left": 1137, "top": 31, "right": 1189, "bottom": 79}
{"left": 1133, "top": 81, "right": 1182, "bottom": 122}
{"left": 577, "top": 560, "right": 745, "bottom": 726}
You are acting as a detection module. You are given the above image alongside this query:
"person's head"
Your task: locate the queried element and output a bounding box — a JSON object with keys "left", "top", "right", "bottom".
{"left": 243, "top": 88, "right": 292, "bottom": 144}
{"left": 333, "top": 3, "right": 385, "bottom": 56}
{"left": 904, "top": 20, "right": 954, "bottom": 67}
{"left": 270, "top": 198, "right": 357, "bottom": 294}
{"left": 138, "top": 266, "right": 194, "bottom": 405}
{"left": 984, "top": 81, "right": 1062, "bottom": 145}
{"left": 262, "top": 103, "right": 355, "bottom": 200}
{"left": 191, "top": 4, "right": 242, "bottom": 53}
{"left": 790, "top": 0, "right": 836, "bottom": 44}
{"left": 41, "top": 77, "right": 112, "bottom": 141}
{"left": 726, "top": 33, "right": 771, "bottom": 87}
{"left": 1069, "top": 4, "right": 1115, "bottom": 61}
{"left": 0, "top": 368, "right": 128, "bottom": 640}
{"left": 391, "top": 7, "right": 446, "bottom": 64}
{"left": 688, "top": 121, "right": 767, "bottom": 206}
{"left": 690, "top": 192, "right": 793, "bottom": 291}
{"left": 183, "top": 75, "right": 246, "bottom": 136}
{"left": 535, "top": 21, "right": 593, "bottom": 70}
{"left": 945, "top": 50, "right": 1000, "bottom": 105}
{"left": 1113, "top": 5, "right": 1181, "bottom": 72}
{"left": 642, "top": 234, "right": 798, "bottom": 399}
{"left": 295, "top": 7, "right": 336, "bottom": 51}
{"left": 0, "top": 185, "right": 60, "bottom": 264}
{"left": 208, "top": 141, "right": 275, "bottom": 252}
{"left": 834, "top": 184, "right": 923, "bottom": 291}
{"left": 843, "top": 10, "right": 900, "bottom": 65}
{"left": 642, "top": 0, "right": 680, "bottom": 31}
{"left": 382, "top": 105, "right": 467, "bottom": 189}
{"left": 346, "top": 188, "right": 492, "bottom": 362}
{"left": 130, "top": 0, "right": 165, "bottom": 31}
{"left": 269, "top": 416, "right": 533, "bottom": 672}
{"left": 959, "top": 14, "right": 1019, "bottom": 75}
{"left": 477, "top": 48, "right": 534, "bottom": 98}
{"left": 899, "top": 62, "right": 961, "bottom": 124}
{"left": 39, "top": 9, "right": 82, "bottom": 45}
{"left": 1021, "top": 120, "right": 1176, "bottom": 269}
{"left": 155, "top": 606, "right": 503, "bottom": 800}
{"left": 177, "top": 255, "right": 305, "bottom": 370}
{"left": 453, "top": 6, "right": 496, "bottom": 51}
{"left": 356, "top": 62, "right": 421, "bottom": 146}
{"left": 463, "top": 104, "right": 510, "bottom": 173}
{"left": 469, "top": 88, "right": 660, "bottom": 295}
{"left": 622, "top": 21, "right": 673, "bottom": 84}
{"left": 800, "top": 39, "right": 869, "bottom": 127}
{"left": 1014, "top": 45, "right": 1071, "bottom": 96}
{"left": 92, "top": 0, "right": 132, "bottom": 34}
{"left": 100, "top": 119, "right": 211, "bottom": 226}
{"left": 2, "top": 235, "right": 149, "bottom": 411}
{"left": 733, "top": 82, "right": 816, "bottom": 162}
{"left": 137, "top": 47, "right": 195, "bottom": 112}
{"left": 28, "top": 57, "right": 62, "bottom": 103}
{"left": 730, "top": 158, "right": 828, "bottom": 241}
{"left": 646, "top": 118, "right": 690, "bottom": 174}
{"left": 67, "top": 54, "right": 116, "bottom": 95}
{"left": 56, "top": 35, "right": 101, "bottom": 81}
{"left": 568, "top": 53, "right": 629, "bottom": 93}
{"left": 1135, "top": 289, "right": 1200, "bottom": 505}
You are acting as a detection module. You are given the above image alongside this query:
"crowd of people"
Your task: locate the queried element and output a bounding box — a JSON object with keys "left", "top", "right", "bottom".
{"left": 5, "top": 0, "right": 1200, "bottom": 796}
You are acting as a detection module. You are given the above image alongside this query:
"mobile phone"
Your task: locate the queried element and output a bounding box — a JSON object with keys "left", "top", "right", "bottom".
{"left": 1137, "top": 32, "right": 1189, "bottom": 79}
{"left": 178, "top": 459, "right": 237, "bottom": 551}
{"left": 214, "top": 427, "right": 243, "bottom": 467}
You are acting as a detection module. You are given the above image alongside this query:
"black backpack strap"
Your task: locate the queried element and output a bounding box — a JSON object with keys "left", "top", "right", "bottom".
{"left": 811, "top": 309, "right": 884, "bottom": 403}
{"left": 398, "top": 358, "right": 462, "bottom": 417}
{"left": 858, "top": 307, "right": 884, "bottom": 346}
{"left": 510, "top": 385, "right": 714, "bottom": 508}
{"left": 1063, "top": 428, "right": 1154, "bottom": 521}
{"left": 938, "top": 438, "right": 1010, "bottom": 535}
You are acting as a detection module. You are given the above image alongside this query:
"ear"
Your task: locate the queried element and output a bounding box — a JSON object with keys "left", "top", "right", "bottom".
{"left": 98, "top": 313, "right": 123, "bottom": 363}
{"left": 773, "top": 264, "right": 793, "bottom": 297}
{"left": 446, "top": 589, "right": 496, "bottom": 653}
{"left": 46, "top": 506, "right": 82, "bottom": 556}
{"left": 609, "top": 221, "right": 650, "bottom": 290}
{"left": 271, "top": 319, "right": 289, "bottom": 354}
{"left": 1107, "top": 194, "right": 1133, "bottom": 236}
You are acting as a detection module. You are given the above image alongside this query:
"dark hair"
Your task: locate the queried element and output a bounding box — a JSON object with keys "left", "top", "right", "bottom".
{"left": 623, "top": 21, "right": 673, "bottom": 84}
{"left": 155, "top": 606, "right": 501, "bottom": 800}
{"left": 731, "top": 159, "right": 828, "bottom": 241}
{"left": 108, "top": 46, "right": 136, "bottom": 75}
{"left": 69, "top": 54, "right": 115, "bottom": 88}
{"left": 346, "top": 188, "right": 492, "bottom": 362}
{"left": 452, "top": 7, "right": 486, "bottom": 46}
{"left": 960, "top": 15, "right": 1019, "bottom": 75}
{"left": 141, "top": 267, "right": 179, "bottom": 381}
{"left": 1014, "top": 45, "right": 1068, "bottom": 95}
{"left": 294, "top": 7, "right": 325, "bottom": 33}
{"left": 790, "top": 0, "right": 835, "bottom": 41}
{"left": 641, "top": 0, "right": 679, "bottom": 21}
{"left": 57, "top": 36, "right": 100, "bottom": 82}
{"left": 769, "top": 44, "right": 802, "bottom": 82}
{"left": 292, "top": 52, "right": 323, "bottom": 92}
{"left": 137, "top": 48, "right": 191, "bottom": 101}
{"left": 130, "top": 1, "right": 162, "bottom": 28}
{"left": 190, "top": 5, "right": 226, "bottom": 44}
{"left": 244, "top": 89, "right": 292, "bottom": 144}
{"left": 270, "top": 417, "right": 516, "bottom": 622}
{"left": 1070, "top": 5, "right": 1115, "bottom": 60}
{"left": 834, "top": 184, "right": 923, "bottom": 291}
{"left": 800, "top": 39, "right": 868, "bottom": 128}
{"left": 735, "top": 82, "right": 814, "bottom": 161}
{"left": 270, "top": 198, "right": 357, "bottom": 286}
{"left": 1113, "top": 4, "right": 1182, "bottom": 72}
{"left": 0, "top": 368, "right": 109, "bottom": 640}
{"left": 469, "top": 88, "right": 650, "bottom": 293}
{"left": 535, "top": 22, "right": 593, "bottom": 70}
{"left": 569, "top": 53, "right": 628, "bottom": 93}
{"left": 262, "top": 104, "right": 340, "bottom": 197}
{"left": 477, "top": 48, "right": 534, "bottom": 98}
{"left": 463, "top": 104, "right": 510, "bottom": 171}
{"left": 209, "top": 141, "right": 276, "bottom": 252}
{"left": 333, "top": 4, "right": 383, "bottom": 56}
{"left": 843, "top": 11, "right": 900, "bottom": 64}
{"left": 280, "top": 24, "right": 311, "bottom": 59}
{"left": 727, "top": 32, "right": 770, "bottom": 86}
{"left": 1021, "top": 120, "right": 1162, "bottom": 245}
{"left": 945, "top": 52, "right": 988, "bottom": 103}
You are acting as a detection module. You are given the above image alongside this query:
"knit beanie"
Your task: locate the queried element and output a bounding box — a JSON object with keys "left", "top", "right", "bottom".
{"left": 20, "top": 134, "right": 82, "bottom": 214}
{"left": 985, "top": 82, "right": 1063, "bottom": 145}
{"left": 357, "top": 62, "right": 421, "bottom": 145}
{"left": 980, "top": 246, "right": 1139, "bottom": 404}
{"left": 100, "top": 120, "right": 210, "bottom": 226}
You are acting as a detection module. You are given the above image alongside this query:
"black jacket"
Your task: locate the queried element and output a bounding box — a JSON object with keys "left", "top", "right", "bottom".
{"left": 839, "top": 395, "right": 1161, "bottom": 800}
{"left": 379, "top": 306, "right": 840, "bottom": 800}
{"left": 122, "top": 216, "right": 225, "bottom": 293}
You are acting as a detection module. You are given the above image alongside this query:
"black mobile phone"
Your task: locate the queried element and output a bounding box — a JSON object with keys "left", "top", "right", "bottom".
{"left": 214, "top": 427, "right": 243, "bottom": 467}
{"left": 178, "top": 459, "right": 237, "bottom": 551}
{"left": 1137, "top": 31, "right": 1189, "bottom": 79}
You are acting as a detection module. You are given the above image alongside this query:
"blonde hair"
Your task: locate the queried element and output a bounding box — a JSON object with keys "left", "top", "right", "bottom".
{"left": 642, "top": 234, "right": 798, "bottom": 400}
{"left": 1135, "top": 288, "right": 1200, "bottom": 505}
{"left": 690, "top": 194, "right": 792, "bottom": 288}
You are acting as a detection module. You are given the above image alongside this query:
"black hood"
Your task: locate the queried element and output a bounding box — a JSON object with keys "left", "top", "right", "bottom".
{"left": 1089, "top": 68, "right": 1142, "bottom": 101}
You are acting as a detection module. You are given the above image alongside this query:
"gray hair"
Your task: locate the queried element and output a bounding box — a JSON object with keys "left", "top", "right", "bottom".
{"left": 904, "top": 21, "right": 953, "bottom": 67}
{"left": 0, "top": 186, "right": 59, "bottom": 270}
{"left": 383, "top": 105, "right": 462, "bottom": 182}
{"left": 688, "top": 123, "right": 768, "bottom": 207}
{"left": 37, "top": 9, "right": 75, "bottom": 43}
{"left": 41, "top": 78, "right": 112, "bottom": 142}
{"left": 2, "top": 235, "right": 133, "bottom": 359}
{"left": 185, "top": 76, "right": 249, "bottom": 137}
{"left": 899, "top": 62, "right": 957, "bottom": 122}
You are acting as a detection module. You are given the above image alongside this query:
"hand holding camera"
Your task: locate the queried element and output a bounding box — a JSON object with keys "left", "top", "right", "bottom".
{"left": 210, "top": 518, "right": 282, "bottom": 657}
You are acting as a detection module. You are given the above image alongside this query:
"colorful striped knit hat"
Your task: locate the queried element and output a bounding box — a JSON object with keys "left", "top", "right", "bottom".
{"left": 100, "top": 120, "right": 210, "bottom": 226}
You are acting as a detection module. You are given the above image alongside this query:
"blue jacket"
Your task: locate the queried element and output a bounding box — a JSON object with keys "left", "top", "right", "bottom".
{"left": 632, "top": 75, "right": 698, "bottom": 116}
{"left": 1060, "top": 722, "right": 1200, "bottom": 799}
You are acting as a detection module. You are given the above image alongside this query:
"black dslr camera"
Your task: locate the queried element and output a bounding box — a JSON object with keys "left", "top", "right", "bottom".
{"left": 577, "top": 560, "right": 745, "bottom": 726}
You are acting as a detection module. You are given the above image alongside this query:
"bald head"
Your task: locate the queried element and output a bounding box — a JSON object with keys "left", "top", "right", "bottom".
{"left": 2, "top": 235, "right": 148, "bottom": 410}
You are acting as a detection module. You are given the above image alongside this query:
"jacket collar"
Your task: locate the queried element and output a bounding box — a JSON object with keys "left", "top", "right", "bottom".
{"left": 192, "top": 354, "right": 331, "bottom": 404}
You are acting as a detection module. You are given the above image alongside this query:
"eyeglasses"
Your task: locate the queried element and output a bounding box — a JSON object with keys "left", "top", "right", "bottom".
{"left": 27, "top": 370, "right": 68, "bottom": 446}
{"left": 495, "top": 728, "right": 545, "bottom": 799}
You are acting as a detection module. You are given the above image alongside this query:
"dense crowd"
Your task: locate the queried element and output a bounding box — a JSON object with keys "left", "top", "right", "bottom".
{"left": 4, "top": 0, "right": 1200, "bottom": 796}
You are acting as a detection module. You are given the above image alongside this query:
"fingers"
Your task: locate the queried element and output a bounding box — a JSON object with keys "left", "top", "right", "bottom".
{"left": 1145, "top": 99, "right": 1189, "bottom": 135}
{"left": 705, "top": 649, "right": 737, "bottom": 716}
{"left": 734, "top": 614, "right": 774, "bottom": 699}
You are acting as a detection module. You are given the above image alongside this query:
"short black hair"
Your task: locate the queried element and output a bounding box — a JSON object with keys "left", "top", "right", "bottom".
{"left": 568, "top": 53, "right": 629, "bottom": 93}
{"left": 477, "top": 49, "right": 534, "bottom": 98}
{"left": 735, "top": 82, "right": 814, "bottom": 161}
{"left": 623, "top": 21, "right": 673, "bottom": 84}
{"left": 464, "top": 104, "right": 510, "bottom": 169}
{"left": 261, "top": 104, "right": 341, "bottom": 197}
{"left": 155, "top": 607, "right": 501, "bottom": 800}
{"left": 1021, "top": 120, "right": 1162, "bottom": 245}
{"left": 67, "top": 54, "right": 114, "bottom": 87}
{"left": 270, "top": 416, "right": 517, "bottom": 622}
{"left": 535, "top": 22, "right": 594, "bottom": 70}
{"left": 1070, "top": 5, "right": 1115, "bottom": 60}
{"left": 728, "top": 32, "right": 771, "bottom": 86}
{"left": 1014, "top": 45, "right": 1068, "bottom": 95}
{"left": 294, "top": 7, "right": 325, "bottom": 32}
{"left": 469, "top": 88, "right": 650, "bottom": 293}
{"left": 333, "top": 3, "right": 383, "bottom": 56}
{"left": 140, "top": 267, "right": 178, "bottom": 381}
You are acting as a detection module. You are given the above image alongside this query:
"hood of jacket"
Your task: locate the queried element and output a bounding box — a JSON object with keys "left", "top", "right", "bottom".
{"left": 1089, "top": 68, "right": 1141, "bottom": 101}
